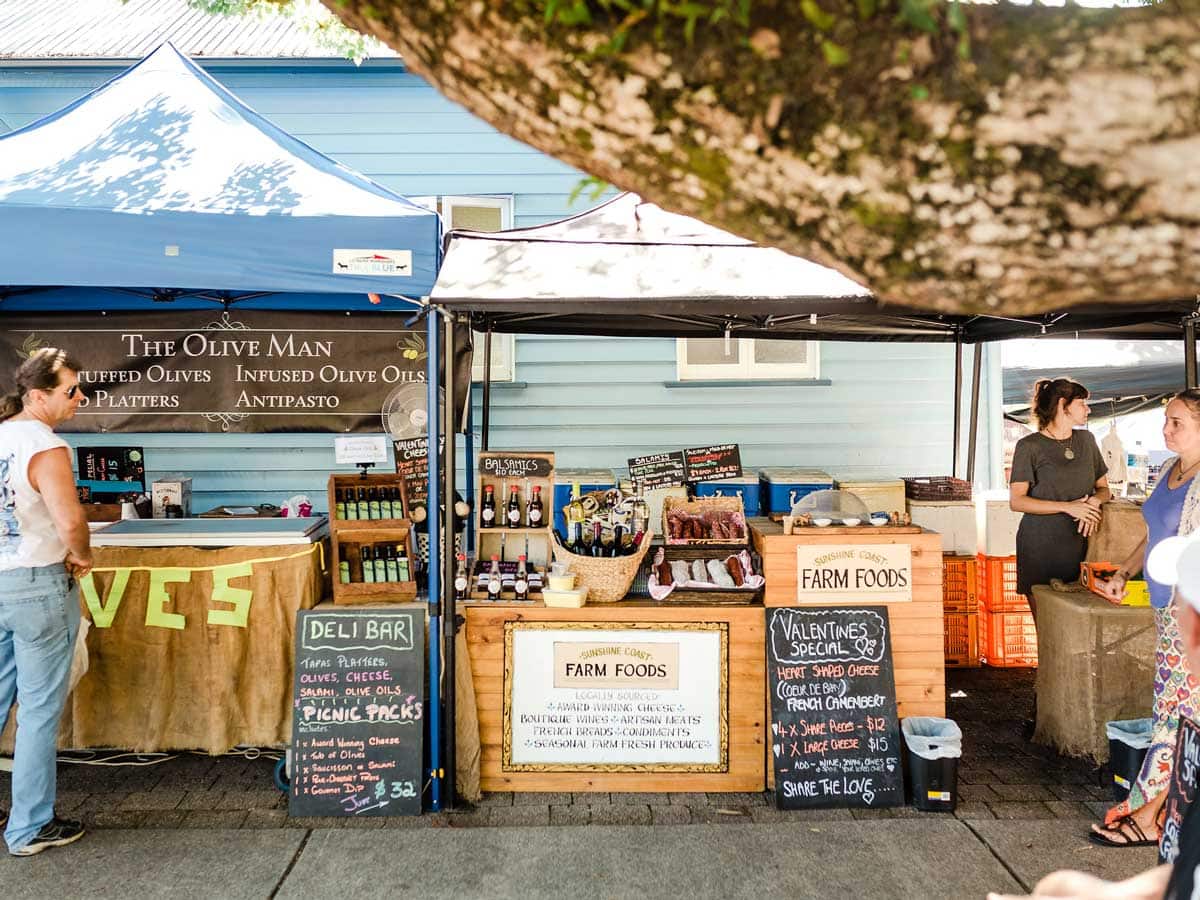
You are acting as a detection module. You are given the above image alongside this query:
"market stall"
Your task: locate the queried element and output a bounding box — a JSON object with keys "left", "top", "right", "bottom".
{"left": 0, "top": 45, "right": 446, "bottom": 766}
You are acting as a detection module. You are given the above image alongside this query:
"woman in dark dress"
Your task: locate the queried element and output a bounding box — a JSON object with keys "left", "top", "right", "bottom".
{"left": 1009, "top": 378, "right": 1111, "bottom": 621}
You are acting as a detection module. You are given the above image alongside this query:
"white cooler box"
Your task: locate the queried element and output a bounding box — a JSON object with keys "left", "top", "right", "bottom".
{"left": 907, "top": 500, "right": 977, "bottom": 555}
{"left": 976, "top": 491, "right": 1023, "bottom": 557}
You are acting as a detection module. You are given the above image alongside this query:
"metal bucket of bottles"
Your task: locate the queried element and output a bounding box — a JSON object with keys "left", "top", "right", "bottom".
{"left": 552, "top": 528, "right": 655, "bottom": 603}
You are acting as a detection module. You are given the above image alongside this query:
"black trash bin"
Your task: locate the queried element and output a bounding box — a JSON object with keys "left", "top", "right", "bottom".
{"left": 902, "top": 717, "right": 962, "bottom": 812}
{"left": 1107, "top": 718, "right": 1153, "bottom": 802}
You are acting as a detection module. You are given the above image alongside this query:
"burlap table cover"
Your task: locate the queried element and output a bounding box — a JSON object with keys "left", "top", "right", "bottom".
{"left": 3, "top": 541, "right": 326, "bottom": 755}
{"left": 1032, "top": 584, "right": 1155, "bottom": 761}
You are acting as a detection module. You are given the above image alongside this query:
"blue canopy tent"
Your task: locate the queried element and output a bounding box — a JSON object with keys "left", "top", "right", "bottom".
{"left": 0, "top": 43, "right": 449, "bottom": 808}
{"left": 0, "top": 42, "right": 439, "bottom": 311}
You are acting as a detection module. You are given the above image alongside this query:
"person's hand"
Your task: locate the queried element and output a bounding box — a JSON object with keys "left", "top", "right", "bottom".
{"left": 1098, "top": 572, "right": 1127, "bottom": 604}
{"left": 1065, "top": 497, "right": 1102, "bottom": 527}
{"left": 66, "top": 551, "right": 93, "bottom": 579}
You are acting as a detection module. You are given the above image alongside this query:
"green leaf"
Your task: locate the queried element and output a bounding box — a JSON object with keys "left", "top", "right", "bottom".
{"left": 856, "top": 0, "right": 878, "bottom": 19}
{"left": 568, "top": 176, "right": 610, "bottom": 206}
{"left": 957, "top": 30, "right": 971, "bottom": 60}
{"left": 910, "top": 84, "right": 930, "bottom": 101}
{"left": 947, "top": 0, "right": 966, "bottom": 33}
{"left": 801, "top": 0, "right": 836, "bottom": 32}
{"left": 899, "top": 0, "right": 938, "bottom": 33}
{"left": 821, "top": 40, "right": 850, "bottom": 67}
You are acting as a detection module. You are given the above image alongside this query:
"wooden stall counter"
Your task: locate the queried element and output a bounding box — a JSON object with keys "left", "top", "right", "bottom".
{"left": 463, "top": 601, "right": 765, "bottom": 793}
{"left": 750, "top": 518, "right": 945, "bottom": 719}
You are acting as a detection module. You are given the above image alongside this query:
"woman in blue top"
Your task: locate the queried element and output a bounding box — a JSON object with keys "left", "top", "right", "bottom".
{"left": 1091, "top": 390, "right": 1200, "bottom": 848}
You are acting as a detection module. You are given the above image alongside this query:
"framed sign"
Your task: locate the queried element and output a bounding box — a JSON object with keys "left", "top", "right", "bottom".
{"left": 795, "top": 544, "right": 912, "bottom": 604}
{"left": 502, "top": 621, "right": 728, "bottom": 772}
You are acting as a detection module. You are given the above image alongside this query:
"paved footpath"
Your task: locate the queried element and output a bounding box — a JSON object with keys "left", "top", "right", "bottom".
{"left": 0, "top": 668, "right": 1163, "bottom": 897}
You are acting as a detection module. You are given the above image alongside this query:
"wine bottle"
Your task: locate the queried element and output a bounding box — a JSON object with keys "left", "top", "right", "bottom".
{"left": 506, "top": 485, "right": 522, "bottom": 528}
{"left": 487, "top": 555, "right": 503, "bottom": 600}
{"left": 361, "top": 546, "right": 375, "bottom": 584}
{"left": 527, "top": 485, "right": 544, "bottom": 528}
{"left": 454, "top": 553, "right": 469, "bottom": 601}
{"left": 481, "top": 485, "right": 497, "bottom": 528}
{"left": 591, "top": 521, "right": 604, "bottom": 557}
{"left": 611, "top": 524, "right": 624, "bottom": 558}
{"left": 514, "top": 555, "right": 529, "bottom": 602}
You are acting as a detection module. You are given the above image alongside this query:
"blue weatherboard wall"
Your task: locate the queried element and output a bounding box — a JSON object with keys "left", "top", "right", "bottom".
{"left": 0, "top": 60, "right": 999, "bottom": 510}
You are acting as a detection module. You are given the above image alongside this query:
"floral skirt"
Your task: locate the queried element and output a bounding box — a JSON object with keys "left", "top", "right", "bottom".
{"left": 1105, "top": 601, "right": 1199, "bottom": 826}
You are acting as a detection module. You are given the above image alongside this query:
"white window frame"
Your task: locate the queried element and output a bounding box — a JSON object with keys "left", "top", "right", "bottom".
{"left": 412, "top": 195, "right": 516, "bottom": 383}
{"left": 675, "top": 338, "right": 820, "bottom": 381}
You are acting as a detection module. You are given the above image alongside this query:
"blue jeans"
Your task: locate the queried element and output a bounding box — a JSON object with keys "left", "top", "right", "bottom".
{"left": 0, "top": 564, "right": 80, "bottom": 852}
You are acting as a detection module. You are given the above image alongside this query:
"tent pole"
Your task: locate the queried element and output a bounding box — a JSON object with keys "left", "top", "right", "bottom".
{"left": 1187, "top": 318, "right": 1198, "bottom": 390}
{"left": 481, "top": 327, "right": 493, "bottom": 452}
{"left": 952, "top": 335, "right": 963, "bottom": 478}
{"left": 966, "top": 345, "right": 983, "bottom": 484}
{"left": 425, "top": 309, "right": 442, "bottom": 813}
{"left": 442, "top": 314, "right": 457, "bottom": 810}
{"left": 464, "top": 384, "right": 476, "bottom": 558}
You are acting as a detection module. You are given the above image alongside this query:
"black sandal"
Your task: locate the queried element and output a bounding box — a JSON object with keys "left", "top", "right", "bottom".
{"left": 1088, "top": 815, "right": 1158, "bottom": 848}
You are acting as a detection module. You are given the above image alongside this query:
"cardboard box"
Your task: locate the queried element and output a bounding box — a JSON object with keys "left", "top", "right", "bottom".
{"left": 152, "top": 477, "right": 193, "bottom": 518}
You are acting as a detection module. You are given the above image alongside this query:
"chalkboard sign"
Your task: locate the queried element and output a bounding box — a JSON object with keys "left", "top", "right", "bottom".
{"left": 766, "top": 606, "right": 903, "bottom": 810}
{"left": 628, "top": 451, "right": 687, "bottom": 489}
{"left": 684, "top": 444, "right": 742, "bottom": 482}
{"left": 1161, "top": 716, "right": 1200, "bottom": 863}
{"left": 480, "top": 452, "right": 554, "bottom": 480}
{"left": 76, "top": 446, "right": 145, "bottom": 497}
{"left": 289, "top": 607, "right": 425, "bottom": 817}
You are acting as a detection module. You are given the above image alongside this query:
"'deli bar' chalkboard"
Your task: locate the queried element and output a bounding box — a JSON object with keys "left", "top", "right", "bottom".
{"left": 1161, "top": 716, "right": 1200, "bottom": 863}
{"left": 290, "top": 608, "right": 425, "bottom": 817}
{"left": 766, "top": 606, "right": 903, "bottom": 810}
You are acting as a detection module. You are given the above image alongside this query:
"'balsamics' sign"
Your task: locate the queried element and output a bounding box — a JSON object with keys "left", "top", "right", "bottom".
{"left": 0, "top": 311, "right": 470, "bottom": 433}
{"left": 795, "top": 544, "right": 912, "bottom": 604}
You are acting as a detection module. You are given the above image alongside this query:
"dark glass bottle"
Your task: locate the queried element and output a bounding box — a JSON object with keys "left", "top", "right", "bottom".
{"left": 487, "top": 555, "right": 502, "bottom": 600}
{"left": 591, "top": 521, "right": 603, "bottom": 557}
{"left": 368, "top": 487, "right": 381, "bottom": 521}
{"left": 506, "top": 485, "right": 522, "bottom": 528}
{"left": 361, "top": 546, "right": 375, "bottom": 584}
{"left": 527, "top": 486, "right": 544, "bottom": 528}
{"left": 334, "top": 489, "right": 346, "bottom": 520}
{"left": 514, "top": 555, "right": 529, "bottom": 601}
{"left": 481, "top": 485, "right": 497, "bottom": 528}
{"left": 454, "top": 553, "right": 469, "bottom": 601}
{"left": 611, "top": 524, "right": 624, "bottom": 558}
{"left": 356, "top": 487, "right": 368, "bottom": 520}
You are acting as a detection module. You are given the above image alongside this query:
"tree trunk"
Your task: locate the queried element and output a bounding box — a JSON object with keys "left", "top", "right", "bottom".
{"left": 322, "top": 1, "right": 1200, "bottom": 316}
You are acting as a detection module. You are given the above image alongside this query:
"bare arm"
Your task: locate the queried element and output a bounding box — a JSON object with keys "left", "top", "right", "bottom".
{"left": 1098, "top": 533, "right": 1149, "bottom": 602}
{"left": 1091, "top": 476, "right": 1113, "bottom": 506}
{"left": 28, "top": 446, "right": 91, "bottom": 569}
{"left": 1010, "top": 481, "right": 1101, "bottom": 525}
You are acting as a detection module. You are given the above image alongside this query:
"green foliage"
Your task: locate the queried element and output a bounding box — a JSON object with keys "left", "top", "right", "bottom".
{"left": 568, "top": 175, "right": 611, "bottom": 205}
{"left": 188, "top": 0, "right": 383, "bottom": 62}
{"left": 539, "top": 0, "right": 752, "bottom": 50}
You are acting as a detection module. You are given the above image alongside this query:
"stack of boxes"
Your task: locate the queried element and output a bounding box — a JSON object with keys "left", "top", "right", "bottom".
{"left": 975, "top": 493, "right": 1037, "bottom": 667}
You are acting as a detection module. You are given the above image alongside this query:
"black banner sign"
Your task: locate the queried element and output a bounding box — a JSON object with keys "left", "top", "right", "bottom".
{"left": 480, "top": 452, "right": 554, "bottom": 480}
{"left": 684, "top": 444, "right": 742, "bottom": 482}
{"left": 0, "top": 312, "right": 471, "bottom": 433}
{"left": 289, "top": 607, "right": 424, "bottom": 818}
{"left": 766, "top": 606, "right": 903, "bottom": 810}
{"left": 628, "top": 451, "right": 687, "bottom": 490}
{"left": 1162, "top": 716, "right": 1200, "bottom": 863}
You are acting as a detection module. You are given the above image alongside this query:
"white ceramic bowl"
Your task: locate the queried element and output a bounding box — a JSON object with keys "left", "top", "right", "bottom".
{"left": 870, "top": 517, "right": 889, "bottom": 527}
{"left": 841, "top": 518, "right": 861, "bottom": 527}
{"left": 813, "top": 517, "right": 833, "bottom": 527}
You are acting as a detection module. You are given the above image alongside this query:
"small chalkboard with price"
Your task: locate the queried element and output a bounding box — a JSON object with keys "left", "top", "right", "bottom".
{"left": 628, "top": 451, "right": 687, "bottom": 490}
{"left": 766, "top": 606, "right": 904, "bottom": 810}
{"left": 1161, "top": 716, "right": 1200, "bottom": 863}
{"left": 289, "top": 606, "right": 425, "bottom": 818}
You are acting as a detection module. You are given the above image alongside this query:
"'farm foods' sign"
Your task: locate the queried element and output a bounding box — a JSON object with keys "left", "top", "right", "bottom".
{"left": 795, "top": 544, "right": 912, "bottom": 604}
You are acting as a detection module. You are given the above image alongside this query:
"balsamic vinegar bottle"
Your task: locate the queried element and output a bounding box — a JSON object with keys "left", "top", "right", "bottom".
{"left": 487, "top": 555, "right": 503, "bottom": 600}
{"left": 454, "top": 553, "right": 469, "bottom": 601}
{"left": 527, "top": 485, "right": 544, "bottom": 528}
{"left": 506, "top": 485, "right": 522, "bottom": 528}
{"left": 481, "top": 485, "right": 497, "bottom": 528}
{"left": 514, "top": 555, "right": 529, "bottom": 602}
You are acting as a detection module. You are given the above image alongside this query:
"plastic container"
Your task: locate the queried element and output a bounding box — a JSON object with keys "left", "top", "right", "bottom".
{"left": 943, "top": 555, "right": 979, "bottom": 613}
{"left": 943, "top": 611, "right": 980, "bottom": 668}
{"left": 977, "top": 554, "right": 1028, "bottom": 613}
{"left": 1107, "top": 718, "right": 1153, "bottom": 801}
{"left": 902, "top": 717, "right": 962, "bottom": 811}
{"left": 694, "top": 474, "right": 762, "bottom": 518}
{"left": 976, "top": 492, "right": 1022, "bottom": 557}
{"left": 980, "top": 607, "right": 1038, "bottom": 667}
{"left": 758, "top": 468, "right": 833, "bottom": 515}
{"left": 552, "top": 469, "right": 615, "bottom": 536}
{"left": 835, "top": 479, "right": 906, "bottom": 518}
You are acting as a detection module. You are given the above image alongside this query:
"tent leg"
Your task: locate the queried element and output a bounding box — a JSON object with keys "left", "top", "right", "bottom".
{"left": 425, "top": 310, "right": 442, "bottom": 813}
{"left": 481, "top": 328, "right": 493, "bottom": 452}
{"left": 952, "top": 336, "right": 963, "bottom": 478}
{"left": 442, "top": 315, "right": 458, "bottom": 811}
{"left": 464, "top": 386, "right": 476, "bottom": 557}
{"left": 966, "top": 346, "right": 983, "bottom": 484}
{"left": 1187, "top": 318, "right": 1198, "bottom": 390}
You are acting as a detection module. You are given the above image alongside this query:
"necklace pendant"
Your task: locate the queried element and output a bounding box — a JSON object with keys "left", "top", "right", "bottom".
{"left": 1064, "top": 448, "right": 1075, "bottom": 460}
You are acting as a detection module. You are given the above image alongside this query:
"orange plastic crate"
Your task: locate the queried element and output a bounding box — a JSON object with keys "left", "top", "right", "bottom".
{"left": 977, "top": 554, "right": 1030, "bottom": 613}
{"left": 943, "top": 554, "right": 978, "bottom": 613}
{"left": 944, "top": 611, "right": 980, "bottom": 667}
{"left": 980, "top": 608, "right": 1038, "bottom": 667}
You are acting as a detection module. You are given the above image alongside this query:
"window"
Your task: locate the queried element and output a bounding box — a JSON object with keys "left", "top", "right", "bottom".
{"left": 675, "top": 338, "right": 819, "bottom": 381}
{"left": 412, "top": 195, "right": 516, "bottom": 382}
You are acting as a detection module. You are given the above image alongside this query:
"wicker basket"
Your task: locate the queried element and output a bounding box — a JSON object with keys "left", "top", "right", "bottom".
{"left": 663, "top": 495, "right": 747, "bottom": 545}
{"left": 903, "top": 476, "right": 972, "bottom": 502}
{"left": 552, "top": 529, "right": 655, "bottom": 603}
